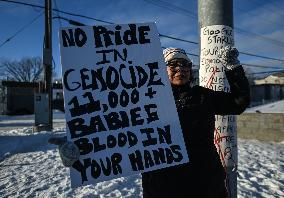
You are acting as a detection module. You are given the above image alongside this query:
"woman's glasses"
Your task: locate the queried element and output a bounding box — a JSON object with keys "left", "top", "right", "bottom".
{"left": 167, "top": 60, "right": 192, "bottom": 72}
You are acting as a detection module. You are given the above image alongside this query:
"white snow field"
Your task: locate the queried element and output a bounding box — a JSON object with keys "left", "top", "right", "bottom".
{"left": 0, "top": 110, "right": 283, "bottom": 197}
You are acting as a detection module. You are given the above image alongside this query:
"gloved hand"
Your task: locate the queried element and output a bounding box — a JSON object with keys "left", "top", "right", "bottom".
{"left": 48, "top": 136, "right": 80, "bottom": 167}
{"left": 218, "top": 46, "right": 241, "bottom": 71}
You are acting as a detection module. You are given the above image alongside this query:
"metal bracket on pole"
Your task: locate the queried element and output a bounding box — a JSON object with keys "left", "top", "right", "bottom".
{"left": 43, "top": 48, "right": 52, "bottom": 66}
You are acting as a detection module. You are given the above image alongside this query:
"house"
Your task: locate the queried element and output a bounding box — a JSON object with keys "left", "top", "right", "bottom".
{"left": 251, "top": 72, "right": 284, "bottom": 106}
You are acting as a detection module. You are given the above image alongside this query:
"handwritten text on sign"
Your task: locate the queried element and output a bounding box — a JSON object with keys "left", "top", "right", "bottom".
{"left": 199, "top": 25, "right": 237, "bottom": 169}
{"left": 59, "top": 23, "right": 189, "bottom": 187}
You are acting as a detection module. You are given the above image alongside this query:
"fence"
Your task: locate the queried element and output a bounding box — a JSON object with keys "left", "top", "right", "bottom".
{"left": 237, "top": 113, "right": 284, "bottom": 142}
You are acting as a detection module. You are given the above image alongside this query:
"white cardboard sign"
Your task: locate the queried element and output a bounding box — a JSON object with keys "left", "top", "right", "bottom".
{"left": 59, "top": 22, "right": 189, "bottom": 187}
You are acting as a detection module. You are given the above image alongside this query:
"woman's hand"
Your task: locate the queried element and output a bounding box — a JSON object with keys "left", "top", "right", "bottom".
{"left": 48, "top": 136, "right": 80, "bottom": 167}
{"left": 218, "top": 46, "right": 241, "bottom": 71}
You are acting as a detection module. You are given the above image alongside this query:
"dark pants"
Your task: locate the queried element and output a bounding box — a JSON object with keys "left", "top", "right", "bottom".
{"left": 142, "top": 167, "right": 228, "bottom": 198}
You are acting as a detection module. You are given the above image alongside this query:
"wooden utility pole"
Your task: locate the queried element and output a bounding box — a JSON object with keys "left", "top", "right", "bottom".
{"left": 43, "top": 0, "right": 53, "bottom": 130}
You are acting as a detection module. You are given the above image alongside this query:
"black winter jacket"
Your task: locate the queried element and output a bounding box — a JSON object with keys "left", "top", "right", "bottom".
{"left": 142, "top": 66, "right": 250, "bottom": 198}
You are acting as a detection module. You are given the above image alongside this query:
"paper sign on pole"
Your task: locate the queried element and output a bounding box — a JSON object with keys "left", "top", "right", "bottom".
{"left": 199, "top": 25, "right": 237, "bottom": 169}
{"left": 59, "top": 22, "right": 189, "bottom": 187}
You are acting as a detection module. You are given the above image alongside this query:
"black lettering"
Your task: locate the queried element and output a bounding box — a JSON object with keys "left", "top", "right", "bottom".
{"left": 91, "top": 68, "right": 107, "bottom": 92}
{"left": 117, "top": 132, "right": 128, "bottom": 147}
{"left": 62, "top": 29, "right": 75, "bottom": 47}
{"left": 63, "top": 69, "right": 81, "bottom": 91}
{"left": 106, "top": 66, "right": 119, "bottom": 90}
{"left": 72, "top": 158, "right": 91, "bottom": 184}
{"left": 131, "top": 89, "right": 139, "bottom": 104}
{"left": 108, "top": 91, "right": 118, "bottom": 108}
{"left": 107, "top": 135, "right": 117, "bottom": 148}
{"left": 104, "top": 112, "right": 122, "bottom": 130}
{"left": 80, "top": 68, "right": 90, "bottom": 89}
{"left": 157, "top": 125, "right": 172, "bottom": 144}
{"left": 68, "top": 93, "right": 101, "bottom": 117}
{"left": 152, "top": 148, "right": 166, "bottom": 165}
{"left": 114, "top": 25, "right": 123, "bottom": 45}
{"left": 170, "top": 145, "right": 183, "bottom": 162}
{"left": 130, "top": 107, "right": 144, "bottom": 126}
{"left": 75, "top": 28, "right": 87, "bottom": 47}
{"left": 138, "top": 25, "right": 150, "bottom": 44}
{"left": 140, "top": 128, "right": 157, "bottom": 147}
{"left": 123, "top": 24, "right": 138, "bottom": 45}
{"left": 100, "top": 158, "right": 112, "bottom": 176}
{"left": 128, "top": 150, "right": 144, "bottom": 171}
{"left": 114, "top": 48, "right": 127, "bottom": 62}
{"left": 119, "top": 111, "right": 130, "bottom": 129}
{"left": 96, "top": 49, "right": 112, "bottom": 65}
{"left": 144, "top": 150, "right": 155, "bottom": 168}
{"left": 74, "top": 138, "right": 93, "bottom": 155}
{"left": 144, "top": 104, "right": 159, "bottom": 123}
{"left": 127, "top": 131, "right": 138, "bottom": 147}
{"left": 136, "top": 66, "right": 148, "bottom": 88}
{"left": 147, "top": 62, "right": 164, "bottom": 86}
{"left": 91, "top": 159, "right": 101, "bottom": 179}
{"left": 119, "top": 64, "right": 137, "bottom": 89}
{"left": 111, "top": 153, "right": 123, "bottom": 175}
{"left": 120, "top": 89, "right": 129, "bottom": 107}
{"left": 93, "top": 26, "right": 114, "bottom": 48}
{"left": 165, "top": 148, "right": 174, "bottom": 164}
{"left": 92, "top": 137, "right": 107, "bottom": 153}
{"left": 67, "top": 118, "right": 88, "bottom": 138}
{"left": 90, "top": 115, "right": 107, "bottom": 133}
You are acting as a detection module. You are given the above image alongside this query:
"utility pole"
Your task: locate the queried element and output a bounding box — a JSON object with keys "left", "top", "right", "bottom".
{"left": 43, "top": 0, "right": 53, "bottom": 130}
{"left": 34, "top": 0, "right": 53, "bottom": 132}
{"left": 198, "top": 0, "right": 237, "bottom": 198}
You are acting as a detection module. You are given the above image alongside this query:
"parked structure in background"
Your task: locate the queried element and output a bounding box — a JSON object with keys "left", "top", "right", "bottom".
{"left": 0, "top": 80, "right": 63, "bottom": 115}
{"left": 250, "top": 72, "right": 284, "bottom": 106}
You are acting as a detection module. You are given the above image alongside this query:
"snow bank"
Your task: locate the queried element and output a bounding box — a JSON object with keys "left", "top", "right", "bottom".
{"left": 246, "top": 99, "right": 284, "bottom": 113}
{"left": 0, "top": 128, "right": 283, "bottom": 197}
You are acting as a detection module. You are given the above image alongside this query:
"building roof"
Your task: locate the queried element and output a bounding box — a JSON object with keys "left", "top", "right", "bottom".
{"left": 271, "top": 72, "right": 284, "bottom": 78}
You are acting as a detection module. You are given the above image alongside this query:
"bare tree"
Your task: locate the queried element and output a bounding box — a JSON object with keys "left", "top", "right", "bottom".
{"left": 0, "top": 57, "right": 43, "bottom": 82}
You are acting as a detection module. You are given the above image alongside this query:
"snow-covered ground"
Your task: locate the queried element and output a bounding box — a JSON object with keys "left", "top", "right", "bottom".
{"left": 0, "top": 111, "right": 283, "bottom": 197}
{"left": 246, "top": 99, "right": 284, "bottom": 113}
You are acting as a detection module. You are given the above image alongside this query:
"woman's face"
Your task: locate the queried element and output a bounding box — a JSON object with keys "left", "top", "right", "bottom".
{"left": 166, "top": 59, "right": 191, "bottom": 86}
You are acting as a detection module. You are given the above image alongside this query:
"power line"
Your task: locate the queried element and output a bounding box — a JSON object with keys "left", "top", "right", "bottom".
{"left": 144, "top": 0, "right": 197, "bottom": 19}
{"left": 235, "top": 28, "right": 284, "bottom": 49}
{"left": 1, "top": 0, "right": 284, "bottom": 63}
{"left": 249, "top": 0, "right": 284, "bottom": 19}
{"left": 238, "top": 52, "right": 284, "bottom": 62}
{"left": 234, "top": 5, "right": 284, "bottom": 29}
{"left": 0, "top": 11, "right": 43, "bottom": 48}
{"left": 159, "top": 34, "right": 198, "bottom": 45}
{"left": 0, "top": 0, "right": 114, "bottom": 25}
{"left": 143, "top": 0, "right": 284, "bottom": 49}
{"left": 53, "top": 0, "right": 62, "bottom": 27}
{"left": 160, "top": 34, "right": 284, "bottom": 62}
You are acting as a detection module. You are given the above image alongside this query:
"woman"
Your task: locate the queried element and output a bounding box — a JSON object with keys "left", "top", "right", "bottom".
{"left": 141, "top": 47, "right": 250, "bottom": 198}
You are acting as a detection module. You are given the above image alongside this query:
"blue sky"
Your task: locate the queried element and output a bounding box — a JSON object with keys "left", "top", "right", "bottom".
{"left": 0, "top": 0, "right": 284, "bottom": 78}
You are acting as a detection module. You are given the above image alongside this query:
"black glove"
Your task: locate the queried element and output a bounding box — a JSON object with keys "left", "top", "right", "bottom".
{"left": 48, "top": 136, "right": 80, "bottom": 167}
{"left": 218, "top": 46, "right": 241, "bottom": 71}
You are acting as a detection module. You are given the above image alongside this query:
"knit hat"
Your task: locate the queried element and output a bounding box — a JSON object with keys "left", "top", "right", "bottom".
{"left": 163, "top": 47, "right": 192, "bottom": 65}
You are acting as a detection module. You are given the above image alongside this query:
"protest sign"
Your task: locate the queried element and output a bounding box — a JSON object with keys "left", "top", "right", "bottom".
{"left": 59, "top": 22, "right": 189, "bottom": 187}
